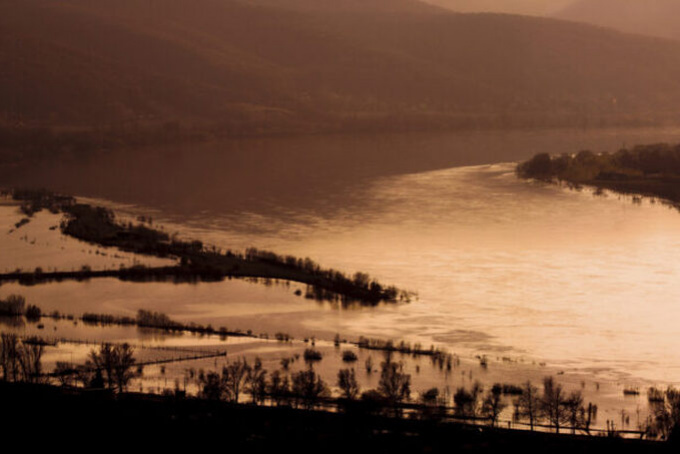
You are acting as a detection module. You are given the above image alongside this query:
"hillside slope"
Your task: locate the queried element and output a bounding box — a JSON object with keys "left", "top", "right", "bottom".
{"left": 3, "top": 0, "right": 680, "bottom": 134}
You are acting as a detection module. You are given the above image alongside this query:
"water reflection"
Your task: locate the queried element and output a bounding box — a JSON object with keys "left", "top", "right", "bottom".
{"left": 5, "top": 128, "right": 680, "bottom": 384}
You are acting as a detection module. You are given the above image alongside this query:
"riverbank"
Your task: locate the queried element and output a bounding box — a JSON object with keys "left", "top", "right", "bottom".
{"left": 516, "top": 143, "right": 680, "bottom": 206}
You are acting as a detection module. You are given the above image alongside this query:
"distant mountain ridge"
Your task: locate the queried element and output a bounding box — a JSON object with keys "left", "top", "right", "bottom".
{"left": 419, "top": 0, "right": 573, "bottom": 16}
{"left": 554, "top": 0, "right": 680, "bottom": 41}
{"left": 2, "top": 0, "right": 680, "bottom": 136}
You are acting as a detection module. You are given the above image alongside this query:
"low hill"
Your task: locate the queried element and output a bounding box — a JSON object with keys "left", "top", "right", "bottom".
{"left": 3, "top": 0, "right": 680, "bottom": 137}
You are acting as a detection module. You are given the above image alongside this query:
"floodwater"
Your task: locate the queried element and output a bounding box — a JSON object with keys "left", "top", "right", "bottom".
{"left": 3, "top": 127, "right": 680, "bottom": 426}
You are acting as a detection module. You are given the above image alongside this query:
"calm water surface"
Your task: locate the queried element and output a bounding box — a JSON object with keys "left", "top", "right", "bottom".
{"left": 4, "top": 128, "right": 680, "bottom": 384}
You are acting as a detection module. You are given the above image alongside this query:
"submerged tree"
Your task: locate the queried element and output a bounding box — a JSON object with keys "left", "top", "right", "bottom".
{"left": 337, "top": 368, "right": 360, "bottom": 400}
{"left": 378, "top": 360, "right": 411, "bottom": 404}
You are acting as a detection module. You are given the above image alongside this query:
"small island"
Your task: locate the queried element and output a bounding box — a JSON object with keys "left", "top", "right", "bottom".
{"left": 517, "top": 143, "right": 680, "bottom": 205}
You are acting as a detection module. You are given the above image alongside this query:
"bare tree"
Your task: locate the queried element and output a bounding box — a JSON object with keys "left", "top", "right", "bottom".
{"left": 515, "top": 380, "right": 541, "bottom": 431}
{"left": 563, "top": 391, "right": 585, "bottom": 434}
{"left": 1, "top": 334, "right": 45, "bottom": 383}
{"left": 17, "top": 342, "right": 44, "bottom": 383}
{"left": 222, "top": 357, "right": 251, "bottom": 403}
{"left": 86, "top": 343, "right": 137, "bottom": 392}
{"left": 0, "top": 333, "right": 20, "bottom": 382}
{"left": 541, "top": 376, "right": 569, "bottom": 433}
{"left": 337, "top": 368, "right": 360, "bottom": 400}
{"left": 246, "top": 357, "right": 267, "bottom": 405}
{"left": 268, "top": 369, "right": 291, "bottom": 406}
{"left": 291, "top": 369, "right": 329, "bottom": 409}
{"left": 481, "top": 384, "right": 507, "bottom": 427}
{"left": 378, "top": 360, "right": 411, "bottom": 404}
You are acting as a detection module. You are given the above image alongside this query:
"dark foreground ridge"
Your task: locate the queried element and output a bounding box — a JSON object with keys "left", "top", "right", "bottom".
{"left": 2, "top": 189, "right": 410, "bottom": 305}
{"left": 0, "top": 382, "right": 671, "bottom": 453}
{"left": 517, "top": 142, "right": 680, "bottom": 206}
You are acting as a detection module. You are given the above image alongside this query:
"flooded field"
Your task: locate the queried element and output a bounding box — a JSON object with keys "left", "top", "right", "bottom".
{"left": 4, "top": 128, "right": 680, "bottom": 432}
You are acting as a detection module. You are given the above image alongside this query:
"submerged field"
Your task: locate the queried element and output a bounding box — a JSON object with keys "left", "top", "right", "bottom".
{"left": 4, "top": 129, "right": 680, "bottom": 439}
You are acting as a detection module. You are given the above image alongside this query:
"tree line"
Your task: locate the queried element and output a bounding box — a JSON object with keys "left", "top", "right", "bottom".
{"left": 516, "top": 143, "right": 680, "bottom": 205}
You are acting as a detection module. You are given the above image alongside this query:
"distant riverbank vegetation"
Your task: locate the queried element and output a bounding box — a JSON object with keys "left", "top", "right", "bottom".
{"left": 1, "top": 189, "right": 409, "bottom": 305}
{"left": 517, "top": 142, "right": 680, "bottom": 206}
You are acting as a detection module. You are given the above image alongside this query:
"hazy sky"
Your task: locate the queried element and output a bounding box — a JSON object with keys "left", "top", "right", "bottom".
{"left": 421, "top": 0, "right": 577, "bottom": 16}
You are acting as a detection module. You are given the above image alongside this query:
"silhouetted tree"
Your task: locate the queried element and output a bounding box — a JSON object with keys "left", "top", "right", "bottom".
{"left": 291, "top": 369, "right": 329, "bottom": 410}
{"left": 378, "top": 360, "right": 411, "bottom": 405}
{"left": 337, "top": 368, "right": 360, "bottom": 400}
{"left": 54, "top": 361, "right": 77, "bottom": 387}
{"left": 86, "top": 342, "right": 137, "bottom": 392}
{"left": 515, "top": 381, "right": 541, "bottom": 431}
{"left": 0, "top": 333, "right": 20, "bottom": 381}
{"left": 246, "top": 357, "right": 267, "bottom": 405}
{"left": 421, "top": 387, "right": 440, "bottom": 406}
{"left": 481, "top": 384, "right": 507, "bottom": 427}
{"left": 17, "top": 342, "right": 44, "bottom": 383}
{"left": 303, "top": 348, "right": 323, "bottom": 364}
{"left": 222, "top": 357, "right": 251, "bottom": 403}
{"left": 0, "top": 294, "right": 26, "bottom": 316}
{"left": 268, "top": 370, "right": 291, "bottom": 406}
{"left": 648, "top": 386, "right": 680, "bottom": 441}
{"left": 454, "top": 381, "right": 483, "bottom": 418}
{"left": 0, "top": 334, "right": 45, "bottom": 383}
{"left": 541, "top": 376, "right": 569, "bottom": 433}
{"left": 198, "top": 371, "right": 223, "bottom": 400}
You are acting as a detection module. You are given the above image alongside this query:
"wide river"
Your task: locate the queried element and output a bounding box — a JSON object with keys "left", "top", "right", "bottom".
{"left": 5, "top": 127, "right": 680, "bottom": 385}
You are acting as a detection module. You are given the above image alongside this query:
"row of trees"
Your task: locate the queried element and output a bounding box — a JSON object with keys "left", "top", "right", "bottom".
{"left": 0, "top": 294, "right": 41, "bottom": 320}
{"left": 192, "top": 359, "right": 605, "bottom": 435}
{"left": 6, "top": 333, "right": 680, "bottom": 441}
{"left": 451, "top": 377, "right": 598, "bottom": 433}
{"left": 198, "top": 357, "right": 331, "bottom": 410}
{"left": 450, "top": 377, "right": 598, "bottom": 433}
{"left": 518, "top": 145, "right": 680, "bottom": 181}
{"left": 197, "top": 356, "right": 413, "bottom": 412}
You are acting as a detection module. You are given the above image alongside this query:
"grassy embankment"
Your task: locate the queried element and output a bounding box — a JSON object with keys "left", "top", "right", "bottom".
{"left": 517, "top": 143, "right": 680, "bottom": 205}
{"left": 0, "top": 189, "right": 407, "bottom": 305}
